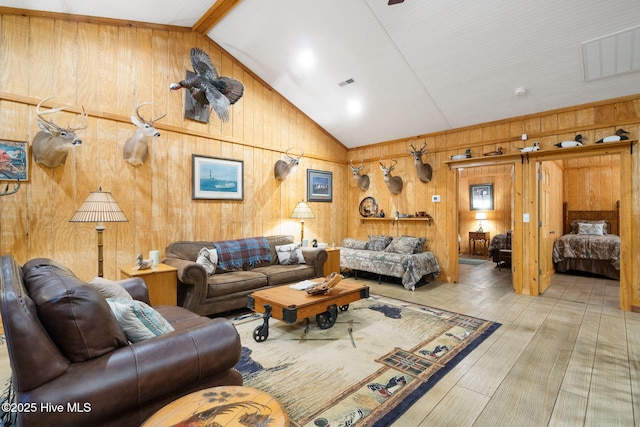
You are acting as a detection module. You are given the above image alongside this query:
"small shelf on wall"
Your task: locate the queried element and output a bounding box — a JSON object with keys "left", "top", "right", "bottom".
{"left": 360, "top": 217, "right": 432, "bottom": 226}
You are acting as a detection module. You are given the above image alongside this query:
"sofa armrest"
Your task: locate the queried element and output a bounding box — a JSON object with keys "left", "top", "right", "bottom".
{"left": 118, "top": 278, "right": 151, "bottom": 305}
{"left": 301, "top": 247, "right": 328, "bottom": 277}
{"left": 21, "top": 317, "right": 241, "bottom": 427}
{"left": 161, "top": 258, "right": 208, "bottom": 312}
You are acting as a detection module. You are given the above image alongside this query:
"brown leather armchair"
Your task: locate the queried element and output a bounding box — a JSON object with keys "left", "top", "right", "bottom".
{"left": 0, "top": 255, "right": 242, "bottom": 427}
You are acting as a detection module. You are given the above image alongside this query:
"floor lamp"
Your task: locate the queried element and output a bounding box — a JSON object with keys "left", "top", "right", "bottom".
{"left": 69, "top": 187, "right": 128, "bottom": 277}
{"left": 290, "top": 200, "right": 315, "bottom": 245}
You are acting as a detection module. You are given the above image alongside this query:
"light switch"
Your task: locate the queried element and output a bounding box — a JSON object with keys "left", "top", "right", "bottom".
{"left": 523, "top": 213, "right": 530, "bottom": 222}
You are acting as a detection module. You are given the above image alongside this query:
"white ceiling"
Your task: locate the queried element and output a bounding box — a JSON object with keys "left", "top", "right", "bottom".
{"left": 3, "top": 0, "right": 640, "bottom": 148}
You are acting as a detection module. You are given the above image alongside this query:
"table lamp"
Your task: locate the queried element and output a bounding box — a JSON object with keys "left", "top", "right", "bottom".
{"left": 290, "top": 200, "right": 315, "bottom": 244}
{"left": 475, "top": 212, "right": 487, "bottom": 232}
{"left": 70, "top": 187, "right": 128, "bottom": 277}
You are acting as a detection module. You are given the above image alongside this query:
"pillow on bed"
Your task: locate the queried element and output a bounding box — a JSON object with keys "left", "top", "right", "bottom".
{"left": 341, "top": 238, "right": 369, "bottom": 250}
{"left": 570, "top": 219, "right": 608, "bottom": 234}
{"left": 577, "top": 222, "right": 605, "bottom": 236}
{"left": 384, "top": 236, "right": 426, "bottom": 254}
{"left": 367, "top": 235, "right": 393, "bottom": 251}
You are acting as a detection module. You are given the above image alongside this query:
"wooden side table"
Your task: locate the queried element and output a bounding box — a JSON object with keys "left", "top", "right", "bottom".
{"left": 323, "top": 247, "right": 341, "bottom": 276}
{"left": 142, "top": 386, "right": 288, "bottom": 427}
{"left": 120, "top": 263, "right": 177, "bottom": 306}
{"left": 468, "top": 231, "right": 490, "bottom": 256}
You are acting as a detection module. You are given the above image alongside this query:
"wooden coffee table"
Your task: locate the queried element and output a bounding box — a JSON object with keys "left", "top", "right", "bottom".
{"left": 142, "top": 386, "right": 288, "bottom": 426}
{"left": 247, "top": 278, "right": 369, "bottom": 342}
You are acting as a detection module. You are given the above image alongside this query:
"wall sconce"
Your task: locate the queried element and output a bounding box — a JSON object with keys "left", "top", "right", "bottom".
{"left": 475, "top": 212, "right": 487, "bottom": 232}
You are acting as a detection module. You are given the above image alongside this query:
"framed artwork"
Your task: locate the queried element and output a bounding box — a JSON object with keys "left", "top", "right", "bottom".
{"left": 192, "top": 155, "right": 243, "bottom": 200}
{"left": 0, "top": 140, "right": 28, "bottom": 181}
{"left": 469, "top": 183, "right": 493, "bottom": 210}
{"left": 307, "top": 169, "right": 333, "bottom": 202}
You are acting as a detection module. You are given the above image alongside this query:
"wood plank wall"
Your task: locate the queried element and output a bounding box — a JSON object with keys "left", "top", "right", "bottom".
{"left": 1, "top": 12, "right": 639, "bottom": 308}
{"left": 0, "top": 14, "right": 347, "bottom": 281}
{"left": 459, "top": 165, "right": 513, "bottom": 254}
{"left": 348, "top": 98, "right": 640, "bottom": 300}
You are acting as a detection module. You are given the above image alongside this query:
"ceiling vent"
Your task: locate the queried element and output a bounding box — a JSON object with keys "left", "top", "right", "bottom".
{"left": 582, "top": 25, "right": 640, "bottom": 81}
{"left": 338, "top": 78, "right": 356, "bottom": 87}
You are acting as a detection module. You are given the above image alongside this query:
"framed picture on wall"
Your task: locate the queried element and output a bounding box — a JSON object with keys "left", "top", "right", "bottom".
{"left": 0, "top": 140, "right": 28, "bottom": 181}
{"left": 307, "top": 169, "right": 333, "bottom": 202}
{"left": 470, "top": 183, "right": 493, "bottom": 210}
{"left": 192, "top": 155, "right": 244, "bottom": 200}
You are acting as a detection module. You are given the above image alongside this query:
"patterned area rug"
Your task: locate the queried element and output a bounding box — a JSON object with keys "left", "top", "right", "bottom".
{"left": 232, "top": 293, "right": 500, "bottom": 427}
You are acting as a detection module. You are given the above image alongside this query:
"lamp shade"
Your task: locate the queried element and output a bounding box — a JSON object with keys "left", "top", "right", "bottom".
{"left": 475, "top": 212, "right": 487, "bottom": 220}
{"left": 290, "top": 201, "right": 315, "bottom": 219}
{"left": 69, "top": 188, "right": 128, "bottom": 223}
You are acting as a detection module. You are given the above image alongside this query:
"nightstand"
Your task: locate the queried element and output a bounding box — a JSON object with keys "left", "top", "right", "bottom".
{"left": 468, "top": 231, "right": 490, "bottom": 256}
{"left": 120, "top": 263, "right": 178, "bottom": 306}
{"left": 323, "top": 247, "right": 341, "bottom": 276}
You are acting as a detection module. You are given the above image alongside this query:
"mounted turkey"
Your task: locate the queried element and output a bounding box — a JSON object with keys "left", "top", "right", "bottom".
{"left": 170, "top": 48, "right": 244, "bottom": 122}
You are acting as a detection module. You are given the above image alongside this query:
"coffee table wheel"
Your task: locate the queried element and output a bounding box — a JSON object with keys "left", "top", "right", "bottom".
{"left": 316, "top": 304, "right": 338, "bottom": 329}
{"left": 253, "top": 324, "right": 269, "bottom": 342}
{"left": 339, "top": 304, "right": 349, "bottom": 311}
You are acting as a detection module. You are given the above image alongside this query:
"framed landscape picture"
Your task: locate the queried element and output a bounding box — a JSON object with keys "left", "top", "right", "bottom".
{"left": 470, "top": 183, "right": 493, "bottom": 210}
{"left": 0, "top": 140, "right": 28, "bottom": 181}
{"left": 307, "top": 169, "right": 332, "bottom": 202}
{"left": 192, "top": 155, "right": 243, "bottom": 200}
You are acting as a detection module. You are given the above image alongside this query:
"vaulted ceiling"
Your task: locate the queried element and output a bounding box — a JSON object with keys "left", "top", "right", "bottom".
{"left": 2, "top": 0, "right": 639, "bottom": 148}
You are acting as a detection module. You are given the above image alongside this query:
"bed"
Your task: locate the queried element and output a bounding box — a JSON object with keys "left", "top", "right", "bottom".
{"left": 552, "top": 201, "right": 620, "bottom": 280}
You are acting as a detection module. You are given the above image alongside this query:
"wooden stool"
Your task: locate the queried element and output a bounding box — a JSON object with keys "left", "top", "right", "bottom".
{"left": 142, "top": 386, "right": 289, "bottom": 427}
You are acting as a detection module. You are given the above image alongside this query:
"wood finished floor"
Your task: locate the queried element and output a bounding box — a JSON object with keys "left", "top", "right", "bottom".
{"left": 363, "top": 261, "right": 639, "bottom": 427}
{"left": 0, "top": 261, "right": 637, "bottom": 426}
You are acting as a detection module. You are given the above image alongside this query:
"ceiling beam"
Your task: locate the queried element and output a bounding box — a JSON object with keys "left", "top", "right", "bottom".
{"left": 192, "top": 0, "right": 242, "bottom": 35}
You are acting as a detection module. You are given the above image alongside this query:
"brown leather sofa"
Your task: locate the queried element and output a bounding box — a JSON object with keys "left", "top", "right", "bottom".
{"left": 163, "top": 235, "right": 327, "bottom": 316}
{"left": 0, "top": 255, "right": 242, "bottom": 427}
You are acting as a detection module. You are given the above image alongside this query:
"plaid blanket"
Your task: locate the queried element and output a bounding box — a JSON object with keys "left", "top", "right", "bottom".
{"left": 214, "top": 237, "right": 272, "bottom": 271}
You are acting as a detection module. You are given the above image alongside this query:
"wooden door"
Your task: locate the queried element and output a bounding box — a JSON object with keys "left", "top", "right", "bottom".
{"left": 538, "top": 161, "right": 563, "bottom": 294}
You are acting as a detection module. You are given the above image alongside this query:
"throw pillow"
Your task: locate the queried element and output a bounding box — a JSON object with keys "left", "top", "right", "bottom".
{"left": 341, "top": 238, "right": 368, "bottom": 250}
{"left": 275, "top": 243, "right": 306, "bottom": 265}
{"left": 410, "top": 236, "right": 427, "bottom": 253}
{"left": 570, "top": 219, "right": 608, "bottom": 234}
{"left": 196, "top": 247, "right": 218, "bottom": 276}
{"left": 384, "top": 236, "right": 422, "bottom": 254}
{"left": 22, "top": 259, "right": 128, "bottom": 362}
{"left": 106, "top": 298, "right": 174, "bottom": 343}
{"left": 367, "top": 235, "right": 393, "bottom": 251}
{"left": 578, "top": 222, "right": 605, "bottom": 236}
{"left": 89, "top": 276, "right": 133, "bottom": 299}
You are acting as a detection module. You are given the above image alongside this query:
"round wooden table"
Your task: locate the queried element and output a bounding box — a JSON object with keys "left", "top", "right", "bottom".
{"left": 142, "top": 386, "right": 289, "bottom": 426}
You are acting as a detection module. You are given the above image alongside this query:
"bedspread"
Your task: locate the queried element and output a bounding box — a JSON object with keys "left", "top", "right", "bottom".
{"left": 552, "top": 234, "right": 620, "bottom": 270}
{"left": 340, "top": 247, "right": 440, "bottom": 290}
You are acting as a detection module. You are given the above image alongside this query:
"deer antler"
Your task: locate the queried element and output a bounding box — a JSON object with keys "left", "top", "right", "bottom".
{"left": 350, "top": 159, "right": 364, "bottom": 171}
{"left": 135, "top": 102, "right": 167, "bottom": 124}
{"left": 285, "top": 147, "right": 304, "bottom": 160}
{"left": 0, "top": 172, "right": 20, "bottom": 196}
{"left": 35, "top": 96, "right": 68, "bottom": 128}
{"left": 69, "top": 106, "right": 88, "bottom": 131}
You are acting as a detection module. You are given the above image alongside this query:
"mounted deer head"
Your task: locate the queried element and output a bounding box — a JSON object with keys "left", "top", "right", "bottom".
{"left": 274, "top": 148, "right": 303, "bottom": 181}
{"left": 123, "top": 102, "right": 166, "bottom": 166}
{"left": 32, "top": 97, "right": 87, "bottom": 168}
{"left": 0, "top": 172, "right": 20, "bottom": 196}
{"left": 379, "top": 159, "right": 403, "bottom": 195}
{"left": 349, "top": 159, "right": 370, "bottom": 191}
{"left": 408, "top": 141, "right": 433, "bottom": 183}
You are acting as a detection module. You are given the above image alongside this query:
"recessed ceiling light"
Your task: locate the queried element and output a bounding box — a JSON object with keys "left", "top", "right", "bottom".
{"left": 296, "top": 49, "right": 315, "bottom": 70}
{"left": 346, "top": 99, "right": 363, "bottom": 115}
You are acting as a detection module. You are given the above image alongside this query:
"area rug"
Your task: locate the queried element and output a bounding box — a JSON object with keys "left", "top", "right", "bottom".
{"left": 458, "top": 257, "right": 489, "bottom": 266}
{"left": 232, "top": 293, "right": 500, "bottom": 427}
